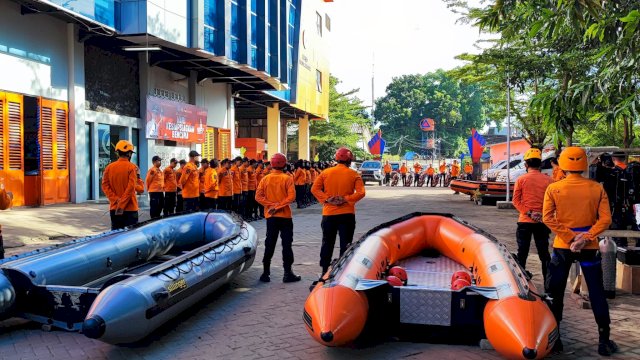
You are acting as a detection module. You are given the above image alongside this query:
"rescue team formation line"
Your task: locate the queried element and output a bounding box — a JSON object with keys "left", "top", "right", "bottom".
{"left": 304, "top": 213, "right": 558, "bottom": 360}
{"left": 0, "top": 211, "right": 257, "bottom": 344}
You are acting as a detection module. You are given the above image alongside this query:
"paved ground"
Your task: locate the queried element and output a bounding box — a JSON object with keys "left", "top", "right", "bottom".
{"left": 0, "top": 187, "right": 639, "bottom": 359}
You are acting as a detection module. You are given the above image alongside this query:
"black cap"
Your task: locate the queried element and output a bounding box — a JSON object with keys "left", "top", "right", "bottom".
{"left": 152, "top": 155, "right": 162, "bottom": 162}
{"left": 170, "top": 158, "right": 178, "bottom": 163}
{"left": 189, "top": 150, "right": 200, "bottom": 158}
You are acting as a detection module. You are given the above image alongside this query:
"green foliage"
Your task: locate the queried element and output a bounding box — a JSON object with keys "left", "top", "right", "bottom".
{"left": 310, "top": 76, "right": 372, "bottom": 161}
{"left": 374, "top": 70, "right": 495, "bottom": 157}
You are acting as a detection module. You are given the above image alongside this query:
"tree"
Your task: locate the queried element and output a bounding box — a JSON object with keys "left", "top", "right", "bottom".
{"left": 310, "top": 76, "right": 372, "bottom": 161}
{"left": 374, "top": 70, "right": 496, "bottom": 158}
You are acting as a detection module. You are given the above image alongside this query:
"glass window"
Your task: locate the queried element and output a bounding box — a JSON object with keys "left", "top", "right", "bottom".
{"left": 231, "top": 0, "right": 239, "bottom": 37}
{"left": 251, "top": 14, "right": 257, "bottom": 46}
{"left": 316, "top": 12, "right": 322, "bottom": 36}
{"left": 231, "top": 38, "right": 239, "bottom": 61}
{"left": 361, "top": 162, "right": 381, "bottom": 169}
{"left": 316, "top": 70, "right": 322, "bottom": 92}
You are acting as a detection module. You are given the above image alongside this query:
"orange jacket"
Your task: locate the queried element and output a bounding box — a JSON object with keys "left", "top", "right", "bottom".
{"left": 204, "top": 167, "right": 219, "bottom": 198}
{"left": 180, "top": 162, "right": 200, "bottom": 199}
{"left": 451, "top": 164, "right": 460, "bottom": 177}
{"left": 0, "top": 189, "right": 12, "bottom": 210}
{"left": 464, "top": 164, "right": 473, "bottom": 174}
{"left": 255, "top": 170, "right": 296, "bottom": 219}
{"left": 413, "top": 163, "right": 422, "bottom": 173}
{"left": 145, "top": 166, "right": 164, "bottom": 193}
{"left": 383, "top": 164, "right": 392, "bottom": 174}
{"left": 176, "top": 168, "right": 183, "bottom": 190}
{"left": 256, "top": 167, "right": 265, "bottom": 185}
{"left": 312, "top": 164, "right": 366, "bottom": 216}
{"left": 542, "top": 173, "right": 612, "bottom": 249}
{"left": 427, "top": 167, "right": 435, "bottom": 176}
{"left": 231, "top": 165, "right": 242, "bottom": 194}
{"left": 552, "top": 167, "right": 565, "bottom": 182}
{"left": 163, "top": 167, "right": 177, "bottom": 192}
{"left": 199, "top": 167, "right": 207, "bottom": 194}
{"left": 513, "top": 170, "right": 553, "bottom": 223}
{"left": 294, "top": 168, "right": 307, "bottom": 186}
{"left": 439, "top": 164, "right": 446, "bottom": 174}
{"left": 241, "top": 164, "right": 249, "bottom": 192}
{"left": 217, "top": 167, "right": 233, "bottom": 197}
{"left": 136, "top": 178, "right": 144, "bottom": 195}
{"left": 310, "top": 168, "right": 318, "bottom": 184}
{"left": 400, "top": 165, "right": 408, "bottom": 174}
{"left": 305, "top": 169, "right": 312, "bottom": 184}
{"left": 102, "top": 158, "right": 139, "bottom": 211}
{"left": 248, "top": 167, "right": 257, "bottom": 191}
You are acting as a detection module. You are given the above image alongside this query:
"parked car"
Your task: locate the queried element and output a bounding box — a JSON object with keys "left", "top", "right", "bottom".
{"left": 482, "top": 157, "right": 522, "bottom": 181}
{"left": 495, "top": 152, "right": 555, "bottom": 182}
{"left": 358, "top": 160, "right": 384, "bottom": 185}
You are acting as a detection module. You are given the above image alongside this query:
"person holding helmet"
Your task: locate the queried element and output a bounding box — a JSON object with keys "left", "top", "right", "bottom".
{"left": 145, "top": 155, "right": 165, "bottom": 219}
{"left": 513, "top": 148, "right": 553, "bottom": 284}
{"left": 312, "top": 147, "right": 366, "bottom": 274}
{"left": 163, "top": 158, "right": 178, "bottom": 215}
{"left": 180, "top": 150, "right": 201, "bottom": 212}
{"left": 255, "top": 153, "right": 300, "bottom": 283}
{"left": 102, "top": 140, "right": 140, "bottom": 230}
{"left": 542, "top": 147, "right": 617, "bottom": 356}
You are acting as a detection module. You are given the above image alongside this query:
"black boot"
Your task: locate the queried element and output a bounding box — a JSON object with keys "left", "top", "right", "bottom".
{"left": 283, "top": 269, "right": 301, "bottom": 283}
{"left": 321, "top": 266, "right": 329, "bottom": 275}
{"left": 551, "top": 338, "right": 563, "bottom": 353}
{"left": 260, "top": 263, "right": 271, "bottom": 282}
{"left": 598, "top": 326, "right": 618, "bottom": 356}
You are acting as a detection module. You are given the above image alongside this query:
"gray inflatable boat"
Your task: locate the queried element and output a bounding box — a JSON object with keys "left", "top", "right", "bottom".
{"left": 0, "top": 211, "right": 258, "bottom": 344}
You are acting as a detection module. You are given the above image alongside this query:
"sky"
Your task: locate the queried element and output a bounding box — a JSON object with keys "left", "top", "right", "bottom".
{"left": 328, "top": 0, "right": 485, "bottom": 110}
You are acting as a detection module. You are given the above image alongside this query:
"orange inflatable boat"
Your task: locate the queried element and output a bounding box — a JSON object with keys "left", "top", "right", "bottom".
{"left": 449, "top": 179, "right": 513, "bottom": 197}
{"left": 304, "top": 213, "right": 558, "bottom": 359}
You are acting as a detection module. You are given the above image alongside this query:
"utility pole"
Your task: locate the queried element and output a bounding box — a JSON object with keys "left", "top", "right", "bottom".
{"left": 506, "top": 75, "right": 512, "bottom": 202}
{"left": 371, "top": 52, "right": 375, "bottom": 120}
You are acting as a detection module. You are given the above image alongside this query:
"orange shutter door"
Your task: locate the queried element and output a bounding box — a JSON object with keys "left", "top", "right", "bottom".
{"left": 1, "top": 92, "right": 25, "bottom": 206}
{"left": 55, "top": 104, "right": 69, "bottom": 203}
{"left": 202, "top": 127, "right": 215, "bottom": 160}
{"left": 217, "top": 129, "right": 231, "bottom": 160}
{"left": 40, "top": 99, "right": 69, "bottom": 205}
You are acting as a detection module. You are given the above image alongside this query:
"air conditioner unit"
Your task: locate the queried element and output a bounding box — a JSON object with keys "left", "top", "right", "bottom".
{"left": 251, "top": 119, "right": 263, "bottom": 127}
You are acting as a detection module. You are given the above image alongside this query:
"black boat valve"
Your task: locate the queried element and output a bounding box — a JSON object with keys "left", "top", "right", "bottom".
{"left": 82, "top": 315, "right": 106, "bottom": 339}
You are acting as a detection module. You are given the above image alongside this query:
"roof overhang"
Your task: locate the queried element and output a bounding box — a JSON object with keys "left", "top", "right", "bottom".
{"left": 13, "top": 0, "right": 116, "bottom": 34}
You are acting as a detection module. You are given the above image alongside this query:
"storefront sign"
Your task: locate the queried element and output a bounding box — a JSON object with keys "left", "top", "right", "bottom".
{"left": 146, "top": 96, "right": 207, "bottom": 143}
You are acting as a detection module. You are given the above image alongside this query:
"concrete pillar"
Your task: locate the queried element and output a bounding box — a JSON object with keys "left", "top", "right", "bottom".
{"left": 298, "top": 115, "right": 310, "bottom": 160}
{"left": 267, "top": 103, "right": 281, "bottom": 157}
{"left": 67, "top": 23, "right": 78, "bottom": 203}
{"left": 138, "top": 53, "right": 152, "bottom": 177}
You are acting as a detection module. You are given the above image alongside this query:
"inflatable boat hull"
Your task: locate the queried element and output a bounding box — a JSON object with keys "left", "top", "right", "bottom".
{"left": 449, "top": 179, "right": 513, "bottom": 197}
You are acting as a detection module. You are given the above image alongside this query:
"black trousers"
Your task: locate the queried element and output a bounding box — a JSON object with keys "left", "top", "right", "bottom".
{"left": 320, "top": 213, "right": 356, "bottom": 267}
{"left": 240, "top": 191, "right": 248, "bottom": 216}
{"left": 263, "top": 217, "right": 294, "bottom": 271}
{"left": 425, "top": 175, "right": 434, "bottom": 187}
{"left": 545, "top": 249, "right": 610, "bottom": 338}
{"left": 233, "top": 193, "right": 241, "bottom": 213}
{"left": 149, "top": 192, "right": 164, "bottom": 219}
{"left": 176, "top": 193, "right": 184, "bottom": 212}
{"left": 384, "top": 173, "right": 390, "bottom": 185}
{"left": 401, "top": 174, "right": 407, "bottom": 186}
{"left": 218, "top": 196, "right": 232, "bottom": 211}
{"left": 183, "top": 197, "right": 199, "bottom": 212}
{"left": 247, "top": 190, "right": 257, "bottom": 217}
{"left": 295, "top": 185, "right": 305, "bottom": 207}
{"left": 110, "top": 210, "right": 138, "bottom": 230}
{"left": 439, "top": 174, "right": 446, "bottom": 186}
{"left": 414, "top": 174, "right": 420, "bottom": 186}
{"left": 199, "top": 193, "right": 207, "bottom": 210}
{"left": 164, "top": 192, "right": 176, "bottom": 216}
{"left": 516, "top": 222, "right": 551, "bottom": 283}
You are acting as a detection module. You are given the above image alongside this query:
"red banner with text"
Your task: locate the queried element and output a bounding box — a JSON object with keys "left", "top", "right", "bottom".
{"left": 145, "top": 96, "right": 207, "bottom": 143}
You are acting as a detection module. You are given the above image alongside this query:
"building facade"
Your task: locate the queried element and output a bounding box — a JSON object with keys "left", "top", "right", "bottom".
{"left": 0, "top": 0, "right": 330, "bottom": 205}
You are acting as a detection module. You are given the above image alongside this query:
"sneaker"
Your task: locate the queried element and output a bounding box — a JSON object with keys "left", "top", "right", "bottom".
{"left": 552, "top": 338, "right": 563, "bottom": 354}
{"left": 259, "top": 273, "right": 271, "bottom": 282}
{"left": 283, "top": 272, "right": 301, "bottom": 283}
{"left": 598, "top": 340, "right": 619, "bottom": 356}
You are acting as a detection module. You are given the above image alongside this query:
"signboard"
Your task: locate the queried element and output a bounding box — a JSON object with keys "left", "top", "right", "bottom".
{"left": 146, "top": 96, "right": 207, "bottom": 143}
{"left": 420, "top": 118, "right": 435, "bottom": 132}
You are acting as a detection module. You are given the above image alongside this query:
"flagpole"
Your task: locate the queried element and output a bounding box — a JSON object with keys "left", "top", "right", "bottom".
{"left": 506, "top": 75, "right": 511, "bottom": 203}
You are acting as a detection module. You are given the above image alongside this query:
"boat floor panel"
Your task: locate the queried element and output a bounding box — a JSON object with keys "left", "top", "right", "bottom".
{"left": 396, "top": 256, "right": 467, "bottom": 290}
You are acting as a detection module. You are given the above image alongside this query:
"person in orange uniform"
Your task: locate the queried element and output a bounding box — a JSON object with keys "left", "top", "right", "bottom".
{"left": 135, "top": 168, "right": 145, "bottom": 195}
{"left": 542, "top": 147, "right": 617, "bottom": 356}
{"left": 102, "top": 140, "right": 140, "bottom": 230}
{"left": 217, "top": 159, "right": 233, "bottom": 211}
{"left": 464, "top": 161, "right": 473, "bottom": 180}
{"left": 180, "top": 150, "right": 201, "bottom": 212}
{"left": 240, "top": 158, "right": 250, "bottom": 218}
{"left": 203, "top": 159, "right": 219, "bottom": 210}
{"left": 176, "top": 160, "right": 187, "bottom": 212}
{"left": 312, "top": 147, "right": 366, "bottom": 274}
{"left": 0, "top": 184, "right": 13, "bottom": 259}
{"left": 383, "top": 161, "right": 392, "bottom": 186}
{"left": 247, "top": 159, "right": 258, "bottom": 219}
{"left": 294, "top": 160, "right": 307, "bottom": 208}
{"left": 304, "top": 162, "right": 313, "bottom": 205}
{"left": 255, "top": 153, "right": 300, "bottom": 283}
{"left": 145, "top": 155, "right": 165, "bottom": 219}
{"left": 512, "top": 148, "right": 553, "bottom": 283}
{"left": 438, "top": 161, "right": 447, "bottom": 187}
{"left": 199, "top": 159, "right": 210, "bottom": 209}
{"left": 231, "top": 157, "right": 243, "bottom": 214}
{"left": 413, "top": 162, "right": 422, "bottom": 186}
{"left": 451, "top": 160, "right": 461, "bottom": 193}
{"left": 399, "top": 162, "right": 408, "bottom": 186}
{"left": 426, "top": 164, "right": 435, "bottom": 187}
{"left": 163, "top": 158, "right": 178, "bottom": 215}
{"left": 309, "top": 162, "right": 318, "bottom": 203}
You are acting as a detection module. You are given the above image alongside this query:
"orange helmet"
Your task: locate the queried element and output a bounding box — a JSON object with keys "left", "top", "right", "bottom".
{"left": 388, "top": 266, "right": 408, "bottom": 282}
{"left": 386, "top": 275, "right": 403, "bottom": 287}
{"left": 115, "top": 140, "right": 135, "bottom": 153}
{"left": 559, "top": 147, "right": 587, "bottom": 172}
{"left": 270, "top": 153, "right": 287, "bottom": 168}
{"left": 451, "top": 278, "right": 471, "bottom": 291}
{"left": 524, "top": 148, "right": 542, "bottom": 161}
{"left": 451, "top": 270, "right": 472, "bottom": 285}
{"left": 335, "top": 147, "right": 354, "bottom": 162}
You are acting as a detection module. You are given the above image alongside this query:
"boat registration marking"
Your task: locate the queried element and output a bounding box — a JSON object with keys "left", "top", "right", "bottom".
{"left": 167, "top": 278, "right": 188, "bottom": 295}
